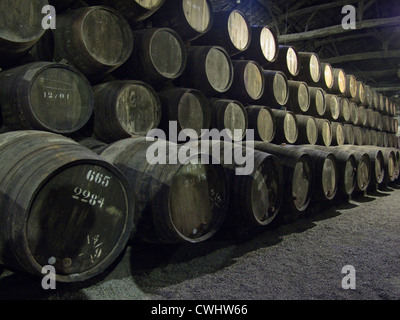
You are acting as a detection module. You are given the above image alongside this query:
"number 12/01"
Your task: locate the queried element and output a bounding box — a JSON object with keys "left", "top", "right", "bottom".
{"left": 72, "top": 187, "right": 105, "bottom": 208}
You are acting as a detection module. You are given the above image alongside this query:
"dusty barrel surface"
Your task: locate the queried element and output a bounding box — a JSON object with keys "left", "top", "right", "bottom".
{"left": 177, "top": 46, "right": 234, "bottom": 96}
{"left": 158, "top": 87, "right": 211, "bottom": 137}
{"left": 253, "top": 142, "right": 314, "bottom": 215}
{"left": 0, "top": 0, "right": 48, "bottom": 64}
{"left": 0, "top": 62, "right": 93, "bottom": 134}
{"left": 98, "top": 137, "right": 229, "bottom": 244}
{"left": 209, "top": 141, "right": 284, "bottom": 229}
{"left": 315, "top": 118, "right": 332, "bottom": 147}
{"left": 317, "top": 63, "right": 334, "bottom": 91}
{"left": 329, "top": 68, "right": 346, "bottom": 95}
{"left": 256, "top": 70, "right": 289, "bottom": 108}
{"left": 0, "top": 131, "right": 134, "bottom": 282}
{"left": 118, "top": 28, "right": 187, "bottom": 87}
{"left": 338, "top": 97, "right": 351, "bottom": 123}
{"left": 52, "top": 6, "right": 134, "bottom": 81}
{"left": 285, "top": 80, "right": 310, "bottom": 113}
{"left": 307, "top": 87, "right": 326, "bottom": 117}
{"left": 148, "top": 0, "right": 213, "bottom": 42}
{"left": 330, "top": 122, "right": 345, "bottom": 146}
{"left": 93, "top": 80, "right": 161, "bottom": 143}
{"left": 210, "top": 99, "right": 248, "bottom": 141}
{"left": 192, "top": 10, "right": 251, "bottom": 56}
{"left": 356, "top": 106, "right": 368, "bottom": 127}
{"left": 241, "top": 26, "right": 278, "bottom": 66}
{"left": 295, "top": 114, "right": 318, "bottom": 145}
{"left": 343, "top": 124, "right": 355, "bottom": 145}
{"left": 226, "top": 60, "right": 265, "bottom": 102}
{"left": 266, "top": 45, "right": 300, "bottom": 78}
{"left": 246, "top": 105, "right": 276, "bottom": 143}
{"left": 270, "top": 109, "right": 298, "bottom": 144}
{"left": 349, "top": 102, "right": 359, "bottom": 126}
{"left": 294, "top": 52, "right": 321, "bottom": 84}
{"left": 325, "top": 94, "right": 340, "bottom": 121}
{"left": 343, "top": 74, "right": 357, "bottom": 99}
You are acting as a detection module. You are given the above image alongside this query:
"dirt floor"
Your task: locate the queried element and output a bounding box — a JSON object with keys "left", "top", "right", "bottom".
{"left": 1, "top": 184, "right": 400, "bottom": 300}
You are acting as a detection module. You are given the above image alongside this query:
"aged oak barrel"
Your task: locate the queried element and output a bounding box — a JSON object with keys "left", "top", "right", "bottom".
{"left": 307, "top": 87, "right": 326, "bottom": 117}
{"left": 305, "top": 145, "right": 357, "bottom": 196}
{"left": 336, "top": 146, "right": 372, "bottom": 192}
{"left": 370, "top": 130, "right": 378, "bottom": 146}
{"left": 210, "top": 99, "right": 248, "bottom": 141}
{"left": 253, "top": 142, "right": 314, "bottom": 217}
{"left": 353, "top": 126, "right": 364, "bottom": 145}
{"left": 117, "top": 28, "right": 187, "bottom": 88}
{"left": 0, "top": 62, "right": 93, "bottom": 134}
{"left": 363, "top": 128, "right": 372, "bottom": 146}
{"left": 364, "top": 85, "right": 373, "bottom": 107}
{"left": 0, "top": 131, "right": 134, "bottom": 282}
{"left": 241, "top": 26, "right": 278, "bottom": 66}
{"left": 98, "top": 137, "right": 229, "bottom": 243}
{"left": 52, "top": 6, "right": 134, "bottom": 82}
{"left": 294, "top": 52, "right": 321, "bottom": 84}
{"left": 270, "top": 109, "right": 298, "bottom": 144}
{"left": 206, "top": 141, "right": 284, "bottom": 229}
{"left": 246, "top": 105, "right": 276, "bottom": 143}
{"left": 317, "top": 63, "right": 334, "bottom": 91}
{"left": 148, "top": 0, "right": 213, "bottom": 42}
{"left": 315, "top": 118, "right": 332, "bottom": 147}
{"left": 349, "top": 102, "right": 359, "bottom": 126}
{"left": 192, "top": 10, "right": 251, "bottom": 56}
{"left": 353, "top": 81, "right": 366, "bottom": 105}
{"left": 338, "top": 97, "right": 351, "bottom": 123}
{"left": 343, "top": 124, "right": 355, "bottom": 145}
{"left": 329, "top": 68, "right": 346, "bottom": 95}
{"left": 88, "top": 0, "right": 166, "bottom": 24}
{"left": 343, "top": 74, "right": 357, "bottom": 99}
{"left": 330, "top": 122, "right": 345, "bottom": 146}
{"left": 256, "top": 70, "right": 289, "bottom": 108}
{"left": 176, "top": 46, "right": 234, "bottom": 97}
{"left": 225, "top": 60, "right": 265, "bottom": 102}
{"left": 356, "top": 105, "right": 368, "bottom": 127}
{"left": 294, "top": 114, "right": 318, "bottom": 145}
{"left": 158, "top": 87, "right": 211, "bottom": 138}
{"left": 366, "top": 108, "right": 376, "bottom": 129}
{"left": 285, "top": 80, "right": 310, "bottom": 113}
{"left": 92, "top": 80, "right": 161, "bottom": 143}
{"left": 266, "top": 45, "right": 300, "bottom": 78}
{"left": 289, "top": 145, "right": 339, "bottom": 201}
{"left": 325, "top": 94, "right": 340, "bottom": 121}
{"left": 0, "top": 0, "right": 48, "bottom": 65}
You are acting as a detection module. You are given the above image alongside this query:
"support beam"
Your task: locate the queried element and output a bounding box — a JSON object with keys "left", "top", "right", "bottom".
{"left": 322, "top": 50, "right": 400, "bottom": 64}
{"left": 278, "top": 16, "right": 400, "bottom": 42}
{"left": 352, "top": 69, "right": 400, "bottom": 78}
{"left": 372, "top": 86, "right": 400, "bottom": 92}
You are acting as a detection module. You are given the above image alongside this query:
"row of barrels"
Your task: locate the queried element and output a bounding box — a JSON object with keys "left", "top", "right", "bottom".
{"left": 1, "top": 130, "right": 399, "bottom": 283}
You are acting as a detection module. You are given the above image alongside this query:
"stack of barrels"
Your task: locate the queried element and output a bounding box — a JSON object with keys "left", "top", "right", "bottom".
{"left": 0, "top": 0, "right": 399, "bottom": 283}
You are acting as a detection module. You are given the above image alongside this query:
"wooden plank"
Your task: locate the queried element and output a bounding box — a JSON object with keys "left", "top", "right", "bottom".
{"left": 322, "top": 50, "right": 400, "bottom": 64}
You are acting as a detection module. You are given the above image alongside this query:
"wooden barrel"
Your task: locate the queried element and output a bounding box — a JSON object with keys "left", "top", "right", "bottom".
{"left": 325, "top": 94, "right": 340, "bottom": 121}
{"left": 98, "top": 137, "right": 229, "bottom": 243}
{"left": 253, "top": 142, "right": 313, "bottom": 215}
{"left": 117, "top": 28, "right": 187, "bottom": 87}
{"left": 336, "top": 146, "right": 371, "bottom": 191}
{"left": 305, "top": 145, "right": 357, "bottom": 196}
{"left": 317, "top": 63, "right": 334, "bottom": 90}
{"left": 371, "top": 90, "right": 379, "bottom": 110}
{"left": 246, "top": 105, "right": 276, "bottom": 142}
{"left": 266, "top": 45, "right": 300, "bottom": 78}
{"left": 363, "top": 128, "right": 372, "bottom": 145}
{"left": 383, "top": 96, "right": 390, "bottom": 115}
{"left": 382, "top": 115, "right": 391, "bottom": 132}
{"left": 331, "top": 122, "right": 345, "bottom": 146}
{"left": 294, "top": 52, "right": 321, "bottom": 84}
{"left": 357, "top": 146, "right": 394, "bottom": 183}
{"left": 338, "top": 97, "right": 351, "bottom": 123}
{"left": 225, "top": 60, "right": 265, "bottom": 102}
{"left": 158, "top": 87, "right": 212, "bottom": 138}
{"left": 77, "top": 137, "right": 109, "bottom": 154}
{"left": 92, "top": 80, "right": 161, "bottom": 143}
{"left": 378, "top": 93, "right": 385, "bottom": 113}
{"left": 0, "top": 130, "right": 134, "bottom": 282}
{"left": 52, "top": 6, "right": 134, "bottom": 82}
{"left": 177, "top": 46, "right": 234, "bottom": 96}
{"left": 256, "top": 70, "right": 289, "bottom": 108}
{"left": 207, "top": 141, "right": 284, "bottom": 229}
{"left": 349, "top": 102, "right": 359, "bottom": 125}
{"left": 270, "top": 109, "right": 298, "bottom": 144}
{"left": 307, "top": 87, "right": 326, "bottom": 117}
{"left": 294, "top": 115, "right": 318, "bottom": 145}
{"left": 149, "top": 0, "right": 213, "bottom": 42}
{"left": 353, "top": 126, "right": 364, "bottom": 145}
{"left": 329, "top": 68, "right": 346, "bottom": 95}
{"left": 290, "top": 146, "right": 339, "bottom": 201}
{"left": 285, "top": 80, "right": 310, "bottom": 113}
{"left": 353, "top": 81, "right": 366, "bottom": 105}
{"left": 370, "top": 130, "right": 378, "bottom": 146}
{"left": 241, "top": 26, "right": 278, "bottom": 66}
{"left": 192, "top": 10, "right": 251, "bottom": 56}
{"left": 364, "top": 85, "right": 373, "bottom": 107}
{"left": 89, "top": 0, "right": 166, "bottom": 24}
{"left": 343, "top": 74, "right": 357, "bottom": 99}
{"left": 210, "top": 99, "right": 248, "bottom": 141}
{"left": 366, "top": 108, "right": 376, "bottom": 129}
{"left": 356, "top": 106, "right": 368, "bottom": 127}
{"left": 343, "top": 124, "right": 355, "bottom": 145}
{"left": 0, "top": 62, "right": 93, "bottom": 134}
{"left": 0, "top": 0, "right": 48, "bottom": 65}
{"left": 315, "top": 118, "right": 332, "bottom": 147}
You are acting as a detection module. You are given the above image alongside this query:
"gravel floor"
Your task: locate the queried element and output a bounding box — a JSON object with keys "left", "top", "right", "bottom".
{"left": 1, "top": 184, "right": 400, "bottom": 300}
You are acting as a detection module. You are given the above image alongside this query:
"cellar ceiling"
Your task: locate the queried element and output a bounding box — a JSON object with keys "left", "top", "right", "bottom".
{"left": 210, "top": 0, "right": 400, "bottom": 105}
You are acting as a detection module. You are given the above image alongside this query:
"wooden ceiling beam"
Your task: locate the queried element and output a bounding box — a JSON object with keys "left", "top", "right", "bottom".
{"left": 323, "top": 50, "right": 400, "bottom": 64}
